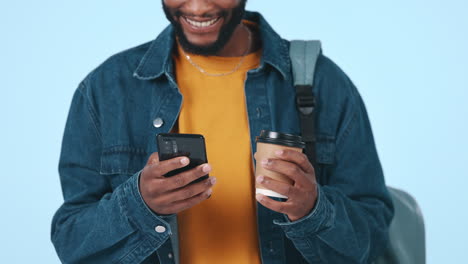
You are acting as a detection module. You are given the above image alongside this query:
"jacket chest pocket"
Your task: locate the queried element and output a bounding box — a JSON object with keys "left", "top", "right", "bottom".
{"left": 314, "top": 134, "right": 336, "bottom": 185}
{"left": 99, "top": 146, "right": 148, "bottom": 190}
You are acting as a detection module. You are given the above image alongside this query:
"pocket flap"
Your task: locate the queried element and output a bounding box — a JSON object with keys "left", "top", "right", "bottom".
{"left": 100, "top": 146, "right": 147, "bottom": 175}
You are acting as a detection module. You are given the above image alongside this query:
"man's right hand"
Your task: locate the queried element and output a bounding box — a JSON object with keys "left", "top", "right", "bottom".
{"left": 139, "top": 152, "right": 216, "bottom": 215}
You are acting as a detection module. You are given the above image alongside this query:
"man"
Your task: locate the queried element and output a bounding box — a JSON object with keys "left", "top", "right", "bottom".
{"left": 51, "top": 0, "right": 394, "bottom": 263}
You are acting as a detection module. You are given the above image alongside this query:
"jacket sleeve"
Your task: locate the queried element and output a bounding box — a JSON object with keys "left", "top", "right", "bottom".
{"left": 51, "top": 83, "right": 170, "bottom": 264}
{"left": 274, "top": 65, "right": 394, "bottom": 263}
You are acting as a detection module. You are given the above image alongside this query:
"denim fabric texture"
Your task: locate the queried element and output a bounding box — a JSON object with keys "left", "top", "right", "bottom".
{"left": 51, "top": 11, "right": 394, "bottom": 264}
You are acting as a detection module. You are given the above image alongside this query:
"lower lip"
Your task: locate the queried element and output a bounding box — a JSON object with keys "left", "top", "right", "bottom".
{"left": 180, "top": 17, "right": 224, "bottom": 34}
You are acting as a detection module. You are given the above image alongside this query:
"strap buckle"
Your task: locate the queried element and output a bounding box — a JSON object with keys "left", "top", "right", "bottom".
{"left": 295, "top": 85, "right": 316, "bottom": 115}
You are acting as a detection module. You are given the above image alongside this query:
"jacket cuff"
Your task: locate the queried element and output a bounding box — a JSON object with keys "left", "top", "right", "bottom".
{"left": 273, "top": 185, "right": 335, "bottom": 238}
{"left": 120, "top": 171, "right": 172, "bottom": 245}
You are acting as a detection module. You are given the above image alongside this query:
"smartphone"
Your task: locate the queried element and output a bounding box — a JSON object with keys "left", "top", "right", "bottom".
{"left": 156, "top": 133, "right": 209, "bottom": 184}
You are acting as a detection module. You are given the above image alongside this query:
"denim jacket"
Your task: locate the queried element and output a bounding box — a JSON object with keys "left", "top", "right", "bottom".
{"left": 51, "top": 11, "right": 393, "bottom": 264}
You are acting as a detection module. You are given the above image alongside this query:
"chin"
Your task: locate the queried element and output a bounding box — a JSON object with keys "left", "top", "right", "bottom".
{"left": 186, "top": 38, "right": 218, "bottom": 49}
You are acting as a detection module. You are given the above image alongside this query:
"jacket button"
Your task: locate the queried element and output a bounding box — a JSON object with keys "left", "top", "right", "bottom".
{"left": 153, "top": 118, "right": 164, "bottom": 128}
{"left": 155, "top": 225, "right": 166, "bottom": 233}
{"left": 168, "top": 253, "right": 173, "bottom": 259}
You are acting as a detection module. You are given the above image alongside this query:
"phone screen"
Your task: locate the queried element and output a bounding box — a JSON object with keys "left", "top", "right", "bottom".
{"left": 157, "top": 133, "right": 209, "bottom": 182}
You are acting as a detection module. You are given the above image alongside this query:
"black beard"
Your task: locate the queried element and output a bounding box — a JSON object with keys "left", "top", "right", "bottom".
{"left": 162, "top": 0, "right": 247, "bottom": 56}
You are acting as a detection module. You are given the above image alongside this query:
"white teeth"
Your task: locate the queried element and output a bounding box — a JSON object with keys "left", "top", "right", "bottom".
{"left": 185, "top": 17, "right": 219, "bottom": 28}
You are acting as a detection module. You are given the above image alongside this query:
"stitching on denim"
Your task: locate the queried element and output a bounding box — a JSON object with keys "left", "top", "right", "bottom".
{"left": 116, "top": 183, "right": 130, "bottom": 221}
{"left": 278, "top": 39, "right": 290, "bottom": 80}
{"left": 115, "top": 183, "right": 136, "bottom": 237}
{"left": 102, "top": 146, "right": 147, "bottom": 155}
{"left": 152, "top": 89, "right": 175, "bottom": 133}
{"left": 100, "top": 167, "right": 141, "bottom": 176}
{"left": 77, "top": 82, "right": 103, "bottom": 142}
{"left": 116, "top": 238, "right": 149, "bottom": 264}
{"left": 261, "top": 33, "right": 288, "bottom": 79}
{"left": 261, "top": 74, "right": 274, "bottom": 130}
{"left": 133, "top": 72, "right": 161, "bottom": 80}
{"left": 129, "top": 173, "right": 171, "bottom": 230}
{"left": 100, "top": 146, "right": 147, "bottom": 175}
{"left": 104, "top": 169, "right": 136, "bottom": 175}
{"left": 134, "top": 43, "right": 155, "bottom": 76}
{"left": 61, "top": 163, "right": 101, "bottom": 176}
{"left": 118, "top": 175, "right": 170, "bottom": 261}
{"left": 336, "top": 103, "right": 358, "bottom": 148}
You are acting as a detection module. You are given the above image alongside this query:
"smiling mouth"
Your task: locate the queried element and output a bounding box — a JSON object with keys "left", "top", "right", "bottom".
{"left": 183, "top": 16, "right": 221, "bottom": 28}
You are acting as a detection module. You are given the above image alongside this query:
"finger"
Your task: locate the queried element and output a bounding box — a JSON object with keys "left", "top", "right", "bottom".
{"left": 170, "top": 188, "right": 213, "bottom": 213}
{"left": 151, "top": 156, "right": 190, "bottom": 178}
{"left": 255, "top": 193, "right": 292, "bottom": 215}
{"left": 275, "top": 149, "right": 314, "bottom": 174}
{"left": 256, "top": 175, "right": 297, "bottom": 199}
{"left": 156, "top": 177, "right": 216, "bottom": 204}
{"left": 166, "top": 163, "right": 212, "bottom": 190}
{"left": 260, "top": 158, "right": 304, "bottom": 183}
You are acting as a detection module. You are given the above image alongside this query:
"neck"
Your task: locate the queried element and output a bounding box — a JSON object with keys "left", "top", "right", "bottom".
{"left": 214, "top": 23, "right": 258, "bottom": 57}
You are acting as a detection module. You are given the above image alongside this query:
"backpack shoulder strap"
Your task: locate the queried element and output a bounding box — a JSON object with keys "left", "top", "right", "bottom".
{"left": 290, "top": 40, "right": 322, "bottom": 87}
{"left": 289, "top": 40, "right": 322, "bottom": 168}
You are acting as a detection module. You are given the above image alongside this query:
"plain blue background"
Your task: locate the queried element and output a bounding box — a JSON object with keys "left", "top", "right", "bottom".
{"left": 1, "top": 0, "right": 467, "bottom": 263}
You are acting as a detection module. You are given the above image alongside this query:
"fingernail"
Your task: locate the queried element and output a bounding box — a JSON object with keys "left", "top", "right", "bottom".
{"left": 275, "top": 150, "right": 283, "bottom": 156}
{"left": 256, "top": 175, "right": 264, "bottom": 183}
{"left": 256, "top": 193, "right": 264, "bottom": 201}
{"left": 207, "top": 188, "right": 213, "bottom": 195}
{"left": 202, "top": 164, "right": 212, "bottom": 173}
{"left": 180, "top": 157, "right": 189, "bottom": 165}
{"left": 261, "top": 159, "right": 269, "bottom": 166}
{"left": 210, "top": 177, "right": 217, "bottom": 185}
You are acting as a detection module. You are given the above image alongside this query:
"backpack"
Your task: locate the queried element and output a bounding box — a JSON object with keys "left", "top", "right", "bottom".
{"left": 289, "top": 40, "right": 426, "bottom": 264}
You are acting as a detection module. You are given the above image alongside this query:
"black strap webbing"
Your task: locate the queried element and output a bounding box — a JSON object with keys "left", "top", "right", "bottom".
{"left": 289, "top": 40, "right": 322, "bottom": 168}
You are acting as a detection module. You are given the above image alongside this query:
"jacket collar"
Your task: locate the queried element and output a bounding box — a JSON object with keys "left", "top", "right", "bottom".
{"left": 133, "top": 11, "right": 290, "bottom": 80}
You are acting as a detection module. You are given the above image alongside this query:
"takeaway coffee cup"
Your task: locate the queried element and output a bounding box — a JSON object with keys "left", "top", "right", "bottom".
{"left": 255, "top": 130, "right": 306, "bottom": 199}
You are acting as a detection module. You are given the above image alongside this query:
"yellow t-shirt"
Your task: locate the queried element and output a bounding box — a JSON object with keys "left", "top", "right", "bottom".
{"left": 173, "top": 42, "right": 262, "bottom": 264}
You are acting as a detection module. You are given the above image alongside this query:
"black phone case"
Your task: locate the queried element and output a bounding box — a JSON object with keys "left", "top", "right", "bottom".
{"left": 156, "top": 133, "right": 209, "bottom": 184}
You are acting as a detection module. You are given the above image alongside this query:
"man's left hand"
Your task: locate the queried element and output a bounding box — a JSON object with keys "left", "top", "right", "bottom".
{"left": 255, "top": 149, "right": 318, "bottom": 222}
